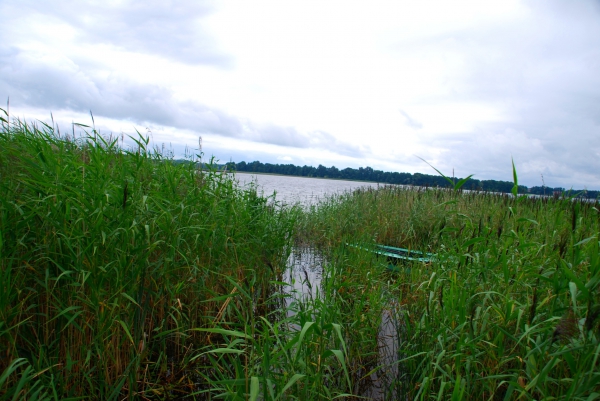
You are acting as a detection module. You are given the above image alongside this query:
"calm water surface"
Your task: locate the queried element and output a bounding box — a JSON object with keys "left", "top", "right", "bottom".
{"left": 286, "top": 247, "right": 401, "bottom": 400}
{"left": 235, "top": 172, "right": 401, "bottom": 399}
{"left": 234, "top": 172, "right": 383, "bottom": 206}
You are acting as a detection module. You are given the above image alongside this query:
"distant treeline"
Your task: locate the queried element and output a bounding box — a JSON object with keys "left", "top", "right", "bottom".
{"left": 224, "top": 160, "right": 600, "bottom": 200}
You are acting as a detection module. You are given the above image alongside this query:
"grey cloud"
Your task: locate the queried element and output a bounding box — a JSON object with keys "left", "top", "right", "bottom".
{"left": 0, "top": 48, "right": 364, "bottom": 157}
{"left": 423, "top": 116, "right": 600, "bottom": 189}
{"left": 253, "top": 125, "right": 306, "bottom": 148}
{"left": 390, "top": 1, "right": 600, "bottom": 189}
{"left": 1, "top": 0, "right": 232, "bottom": 67}
{"left": 0, "top": 48, "right": 176, "bottom": 124}
{"left": 0, "top": 45, "right": 248, "bottom": 137}
{"left": 306, "top": 130, "right": 368, "bottom": 158}
{"left": 459, "top": 95, "right": 600, "bottom": 189}
{"left": 241, "top": 125, "right": 368, "bottom": 157}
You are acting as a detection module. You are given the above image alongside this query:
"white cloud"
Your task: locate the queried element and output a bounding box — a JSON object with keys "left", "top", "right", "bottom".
{"left": 1, "top": 0, "right": 599, "bottom": 188}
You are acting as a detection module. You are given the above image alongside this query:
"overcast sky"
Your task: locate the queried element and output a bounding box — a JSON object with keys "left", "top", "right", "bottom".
{"left": 1, "top": 0, "right": 599, "bottom": 189}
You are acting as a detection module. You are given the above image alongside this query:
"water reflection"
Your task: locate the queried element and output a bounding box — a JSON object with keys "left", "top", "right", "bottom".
{"left": 286, "top": 247, "right": 402, "bottom": 400}
{"left": 366, "top": 301, "right": 402, "bottom": 400}
{"left": 286, "top": 247, "right": 323, "bottom": 302}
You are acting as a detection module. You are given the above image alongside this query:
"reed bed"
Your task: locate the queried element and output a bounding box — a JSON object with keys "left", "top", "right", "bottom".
{"left": 2, "top": 106, "right": 599, "bottom": 400}
{"left": 0, "top": 111, "right": 298, "bottom": 399}
{"left": 298, "top": 184, "right": 600, "bottom": 399}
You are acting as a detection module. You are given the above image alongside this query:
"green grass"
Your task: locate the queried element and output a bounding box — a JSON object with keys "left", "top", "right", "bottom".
{"left": 2, "top": 107, "right": 599, "bottom": 400}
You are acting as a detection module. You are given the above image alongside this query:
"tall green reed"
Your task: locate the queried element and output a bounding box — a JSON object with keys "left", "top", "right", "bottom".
{"left": 4, "top": 105, "right": 597, "bottom": 399}
{"left": 297, "top": 180, "right": 600, "bottom": 399}
{"left": 0, "top": 110, "right": 296, "bottom": 399}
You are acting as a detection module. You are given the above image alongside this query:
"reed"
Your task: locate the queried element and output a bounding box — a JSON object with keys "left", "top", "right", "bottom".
{"left": 0, "top": 110, "right": 298, "bottom": 399}
{"left": 298, "top": 182, "right": 600, "bottom": 399}
{"left": 2, "top": 106, "right": 599, "bottom": 400}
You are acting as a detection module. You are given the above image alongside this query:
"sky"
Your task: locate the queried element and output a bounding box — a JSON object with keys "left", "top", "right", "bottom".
{"left": 1, "top": 0, "right": 599, "bottom": 189}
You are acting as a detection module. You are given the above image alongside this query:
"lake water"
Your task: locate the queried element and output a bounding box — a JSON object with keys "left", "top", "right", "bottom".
{"left": 233, "top": 172, "right": 383, "bottom": 206}
{"left": 286, "top": 247, "right": 402, "bottom": 399}
{"left": 235, "top": 172, "right": 401, "bottom": 399}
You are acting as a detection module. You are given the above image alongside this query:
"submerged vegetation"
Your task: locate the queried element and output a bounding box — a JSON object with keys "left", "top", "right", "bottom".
{"left": 1, "top": 108, "right": 599, "bottom": 400}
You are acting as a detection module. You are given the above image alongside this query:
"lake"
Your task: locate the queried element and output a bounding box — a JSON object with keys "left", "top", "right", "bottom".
{"left": 233, "top": 172, "right": 384, "bottom": 206}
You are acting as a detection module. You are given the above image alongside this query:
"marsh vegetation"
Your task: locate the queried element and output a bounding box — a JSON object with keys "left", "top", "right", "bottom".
{"left": 298, "top": 184, "right": 600, "bottom": 399}
{"left": 1, "top": 109, "right": 599, "bottom": 400}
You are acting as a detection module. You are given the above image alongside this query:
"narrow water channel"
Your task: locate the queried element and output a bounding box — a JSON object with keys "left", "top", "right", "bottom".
{"left": 236, "top": 173, "right": 407, "bottom": 398}
{"left": 286, "top": 247, "right": 402, "bottom": 400}
{"left": 286, "top": 248, "right": 323, "bottom": 303}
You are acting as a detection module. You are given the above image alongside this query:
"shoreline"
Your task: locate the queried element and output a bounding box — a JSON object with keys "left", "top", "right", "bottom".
{"left": 231, "top": 170, "right": 389, "bottom": 185}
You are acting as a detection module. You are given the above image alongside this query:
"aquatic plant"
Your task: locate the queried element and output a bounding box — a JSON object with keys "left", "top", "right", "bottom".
{"left": 298, "top": 171, "right": 600, "bottom": 399}
{"left": 0, "top": 109, "right": 297, "bottom": 399}
{"left": 2, "top": 105, "right": 598, "bottom": 399}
